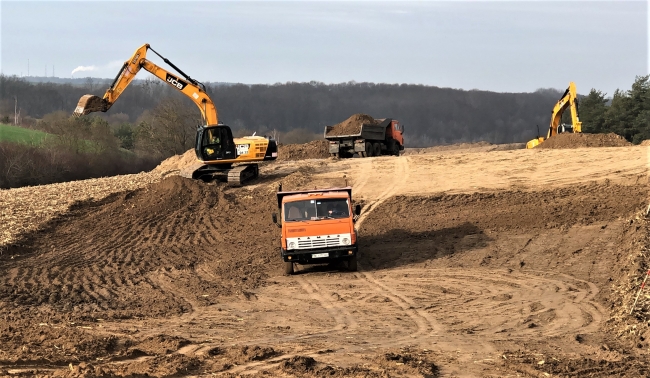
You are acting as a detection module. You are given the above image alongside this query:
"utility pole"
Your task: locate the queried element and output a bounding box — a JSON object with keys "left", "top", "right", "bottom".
{"left": 13, "top": 96, "right": 18, "bottom": 125}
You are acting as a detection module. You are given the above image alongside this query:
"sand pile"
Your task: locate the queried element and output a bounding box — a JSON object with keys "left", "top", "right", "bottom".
{"left": 277, "top": 140, "right": 329, "bottom": 161}
{"left": 639, "top": 140, "right": 650, "bottom": 146}
{"left": 326, "top": 113, "right": 379, "bottom": 137}
{"left": 536, "top": 133, "right": 631, "bottom": 149}
{"left": 153, "top": 149, "right": 197, "bottom": 174}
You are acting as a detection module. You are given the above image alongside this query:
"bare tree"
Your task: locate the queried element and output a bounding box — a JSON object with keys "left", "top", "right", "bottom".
{"left": 135, "top": 98, "right": 201, "bottom": 157}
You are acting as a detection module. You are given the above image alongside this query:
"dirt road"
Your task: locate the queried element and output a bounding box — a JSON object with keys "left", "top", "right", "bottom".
{"left": 1, "top": 145, "right": 649, "bottom": 377}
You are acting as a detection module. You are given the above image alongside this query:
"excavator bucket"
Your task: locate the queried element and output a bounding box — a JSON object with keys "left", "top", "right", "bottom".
{"left": 73, "top": 95, "right": 108, "bottom": 117}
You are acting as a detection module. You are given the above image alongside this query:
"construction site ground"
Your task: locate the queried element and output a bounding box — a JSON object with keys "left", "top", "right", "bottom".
{"left": 1, "top": 143, "right": 650, "bottom": 377}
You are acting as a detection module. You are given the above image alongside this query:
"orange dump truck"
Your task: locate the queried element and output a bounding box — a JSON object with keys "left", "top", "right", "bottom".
{"left": 272, "top": 185, "right": 361, "bottom": 274}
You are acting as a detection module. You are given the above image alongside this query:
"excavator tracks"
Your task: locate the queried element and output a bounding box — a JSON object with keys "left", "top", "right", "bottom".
{"left": 179, "top": 163, "right": 259, "bottom": 187}
{"left": 227, "top": 164, "right": 259, "bottom": 187}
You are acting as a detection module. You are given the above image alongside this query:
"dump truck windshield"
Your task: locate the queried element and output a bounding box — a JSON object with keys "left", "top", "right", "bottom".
{"left": 284, "top": 198, "right": 350, "bottom": 221}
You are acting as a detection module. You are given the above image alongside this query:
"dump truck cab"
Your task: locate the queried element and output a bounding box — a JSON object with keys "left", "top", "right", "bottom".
{"left": 273, "top": 186, "right": 361, "bottom": 274}
{"left": 383, "top": 119, "right": 405, "bottom": 149}
{"left": 324, "top": 117, "right": 405, "bottom": 158}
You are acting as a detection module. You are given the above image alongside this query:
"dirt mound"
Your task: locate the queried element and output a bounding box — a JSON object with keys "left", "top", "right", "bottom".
{"left": 639, "top": 139, "right": 650, "bottom": 146}
{"left": 536, "top": 132, "right": 631, "bottom": 149}
{"left": 0, "top": 172, "right": 161, "bottom": 248}
{"left": 277, "top": 140, "right": 329, "bottom": 160}
{"left": 152, "top": 149, "right": 197, "bottom": 174}
{"left": 325, "top": 113, "right": 378, "bottom": 137}
{"left": 360, "top": 182, "right": 647, "bottom": 275}
{"left": 0, "top": 175, "right": 280, "bottom": 320}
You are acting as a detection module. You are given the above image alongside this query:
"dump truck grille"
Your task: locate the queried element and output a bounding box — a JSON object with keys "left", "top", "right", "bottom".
{"left": 298, "top": 236, "right": 340, "bottom": 249}
{"left": 286, "top": 233, "right": 352, "bottom": 250}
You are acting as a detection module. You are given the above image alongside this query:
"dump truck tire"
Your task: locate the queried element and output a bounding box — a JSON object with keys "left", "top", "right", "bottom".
{"left": 372, "top": 143, "right": 381, "bottom": 157}
{"left": 365, "top": 143, "right": 373, "bottom": 157}
{"left": 348, "top": 255, "right": 358, "bottom": 272}
{"left": 284, "top": 261, "right": 294, "bottom": 275}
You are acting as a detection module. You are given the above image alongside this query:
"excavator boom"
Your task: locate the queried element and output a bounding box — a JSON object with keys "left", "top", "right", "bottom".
{"left": 73, "top": 44, "right": 218, "bottom": 125}
{"left": 547, "top": 81, "right": 582, "bottom": 138}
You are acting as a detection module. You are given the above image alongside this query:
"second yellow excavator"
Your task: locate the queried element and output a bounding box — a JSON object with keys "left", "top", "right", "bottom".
{"left": 73, "top": 43, "right": 277, "bottom": 186}
{"left": 526, "top": 81, "right": 583, "bottom": 149}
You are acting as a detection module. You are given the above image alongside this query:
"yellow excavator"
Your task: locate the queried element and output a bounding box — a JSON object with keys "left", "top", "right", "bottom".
{"left": 73, "top": 43, "right": 277, "bottom": 186}
{"left": 526, "top": 81, "right": 583, "bottom": 149}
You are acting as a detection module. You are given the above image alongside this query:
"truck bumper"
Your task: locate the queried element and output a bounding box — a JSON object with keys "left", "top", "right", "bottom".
{"left": 282, "top": 245, "right": 358, "bottom": 264}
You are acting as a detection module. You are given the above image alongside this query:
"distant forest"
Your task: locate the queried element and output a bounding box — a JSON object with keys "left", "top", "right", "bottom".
{"left": 1, "top": 74, "right": 648, "bottom": 189}
{"left": 1, "top": 75, "right": 576, "bottom": 147}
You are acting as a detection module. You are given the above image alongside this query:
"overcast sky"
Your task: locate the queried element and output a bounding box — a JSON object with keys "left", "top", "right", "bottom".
{"left": 1, "top": 1, "right": 647, "bottom": 95}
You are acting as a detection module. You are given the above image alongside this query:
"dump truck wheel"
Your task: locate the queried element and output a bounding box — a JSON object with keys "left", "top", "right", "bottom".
{"left": 284, "top": 262, "right": 294, "bottom": 275}
{"left": 348, "top": 255, "right": 358, "bottom": 272}
{"left": 365, "top": 143, "right": 373, "bottom": 157}
{"left": 372, "top": 143, "right": 382, "bottom": 157}
{"left": 388, "top": 140, "right": 400, "bottom": 156}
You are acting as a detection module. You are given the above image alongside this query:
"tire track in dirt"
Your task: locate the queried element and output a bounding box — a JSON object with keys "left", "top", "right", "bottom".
{"left": 295, "top": 276, "right": 349, "bottom": 333}
{"left": 348, "top": 156, "right": 451, "bottom": 345}
{"left": 340, "top": 157, "right": 449, "bottom": 345}
{"left": 373, "top": 268, "right": 605, "bottom": 343}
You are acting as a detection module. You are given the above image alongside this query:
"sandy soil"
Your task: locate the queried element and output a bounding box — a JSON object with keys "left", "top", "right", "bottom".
{"left": 1, "top": 143, "right": 649, "bottom": 377}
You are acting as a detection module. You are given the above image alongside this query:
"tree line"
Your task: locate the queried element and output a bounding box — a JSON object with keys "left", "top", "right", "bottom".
{"left": 578, "top": 75, "right": 650, "bottom": 143}
{"left": 1, "top": 74, "right": 569, "bottom": 147}
{"left": 3, "top": 75, "right": 649, "bottom": 148}
{"left": 0, "top": 74, "right": 648, "bottom": 188}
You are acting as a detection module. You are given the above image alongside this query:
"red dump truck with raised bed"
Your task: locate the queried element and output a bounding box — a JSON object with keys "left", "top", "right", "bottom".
{"left": 272, "top": 185, "right": 361, "bottom": 274}
{"left": 324, "top": 116, "right": 405, "bottom": 158}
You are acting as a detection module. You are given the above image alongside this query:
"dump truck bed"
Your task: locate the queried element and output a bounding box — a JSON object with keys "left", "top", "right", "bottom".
{"left": 324, "top": 118, "right": 392, "bottom": 141}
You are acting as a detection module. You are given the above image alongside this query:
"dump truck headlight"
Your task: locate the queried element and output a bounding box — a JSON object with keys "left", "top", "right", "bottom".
{"left": 288, "top": 242, "right": 296, "bottom": 250}
{"left": 342, "top": 238, "right": 350, "bottom": 245}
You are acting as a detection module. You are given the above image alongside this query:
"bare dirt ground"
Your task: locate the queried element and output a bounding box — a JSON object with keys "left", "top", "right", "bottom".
{"left": 1, "top": 143, "right": 649, "bottom": 377}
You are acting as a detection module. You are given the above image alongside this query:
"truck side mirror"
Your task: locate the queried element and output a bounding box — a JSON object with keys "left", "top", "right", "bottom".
{"left": 272, "top": 213, "right": 282, "bottom": 228}
{"left": 354, "top": 205, "right": 361, "bottom": 216}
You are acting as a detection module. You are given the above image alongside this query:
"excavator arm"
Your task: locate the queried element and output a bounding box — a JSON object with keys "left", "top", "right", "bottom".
{"left": 546, "top": 81, "right": 582, "bottom": 138}
{"left": 73, "top": 44, "right": 218, "bottom": 126}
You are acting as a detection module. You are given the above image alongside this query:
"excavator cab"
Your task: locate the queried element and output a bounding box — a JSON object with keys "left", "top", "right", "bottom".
{"left": 557, "top": 123, "right": 574, "bottom": 134}
{"left": 195, "top": 126, "right": 236, "bottom": 161}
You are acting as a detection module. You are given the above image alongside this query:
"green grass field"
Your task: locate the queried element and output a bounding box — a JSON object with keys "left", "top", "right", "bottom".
{"left": 0, "top": 123, "right": 52, "bottom": 145}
